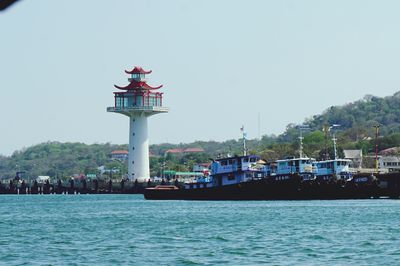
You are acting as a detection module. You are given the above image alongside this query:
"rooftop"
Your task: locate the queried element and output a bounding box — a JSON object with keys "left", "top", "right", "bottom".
{"left": 111, "top": 150, "right": 128, "bottom": 155}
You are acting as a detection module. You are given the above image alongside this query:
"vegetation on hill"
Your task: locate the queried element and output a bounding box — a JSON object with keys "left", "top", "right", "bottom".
{"left": 1, "top": 92, "right": 400, "bottom": 179}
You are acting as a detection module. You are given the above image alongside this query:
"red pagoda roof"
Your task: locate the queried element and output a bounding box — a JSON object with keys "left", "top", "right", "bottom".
{"left": 125, "top": 66, "right": 152, "bottom": 75}
{"left": 114, "top": 80, "right": 163, "bottom": 90}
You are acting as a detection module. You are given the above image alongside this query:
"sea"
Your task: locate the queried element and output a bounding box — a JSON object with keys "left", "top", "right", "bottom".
{"left": 0, "top": 195, "right": 399, "bottom": 265}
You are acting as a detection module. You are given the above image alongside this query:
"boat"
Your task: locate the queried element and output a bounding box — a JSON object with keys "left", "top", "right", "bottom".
{"left": 144, "top": 154, "right": 271, "bottom": 200}
{"left": 143, "top": 127, "right": 385, "bottom": 200}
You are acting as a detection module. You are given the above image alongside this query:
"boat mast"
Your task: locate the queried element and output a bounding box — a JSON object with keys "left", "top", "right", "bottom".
{"left": 241, "top": 125, "right": 247, "bottom": 156}
{"left": 332, "top": 134, "right": 338, "bottom": 160}
{"left": 330, "top": 124, "right": 340, "bottom": 160}
{"left": 299, "top": 132, "right": 304, "bottom": 158}
{"left": 298, "top": 125, "right": 309, "bottom": 158}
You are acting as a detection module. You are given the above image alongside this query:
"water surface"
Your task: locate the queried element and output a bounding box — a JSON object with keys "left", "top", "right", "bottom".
{"left": 0, "top": 195, "right": 399, "bottom": 265}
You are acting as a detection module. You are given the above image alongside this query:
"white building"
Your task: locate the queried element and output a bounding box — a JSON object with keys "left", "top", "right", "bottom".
{"left": 379, "top": 156, "right": 400, "bottom": 172}
{"left": 344, "top": 149, "right": 363, "bottom": 169}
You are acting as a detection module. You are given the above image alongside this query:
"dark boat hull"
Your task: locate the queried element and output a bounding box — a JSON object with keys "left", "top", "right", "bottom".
{"left": 144, "top": 177, "right": 383, "bottom": 200}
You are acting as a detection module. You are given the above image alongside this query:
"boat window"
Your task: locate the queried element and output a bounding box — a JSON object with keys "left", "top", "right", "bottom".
{"left": 243, "top": 158, "right": 249, "bottom": 163}
{"left": 246, "top": 173, "right": 253, "bottom": 178}
{"left": 250, "top": 158, "right": 257, "bottom": 163}
{"left": 221, "top": 160, "right": 227, "bottom": 166}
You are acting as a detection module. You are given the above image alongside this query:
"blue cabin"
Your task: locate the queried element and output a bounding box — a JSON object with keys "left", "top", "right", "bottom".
{"left": 209, "top": 155, "right": 267, "bottom": 187}
{"left": 314, "top": 159, "right": 352, "bottom": 181}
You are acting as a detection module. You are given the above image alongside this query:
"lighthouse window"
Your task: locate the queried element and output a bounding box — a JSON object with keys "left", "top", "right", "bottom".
{"left": 136, "top": 96, "right": 143, "bottom": 106}
{"left": 123, "top": 97, "right": 128, "bottom": 107}
{"left": 116, "top": 97, "right": 123, "bottom": 107}
{"left": 149, "top": 96, "right": 156, "bottom": 106}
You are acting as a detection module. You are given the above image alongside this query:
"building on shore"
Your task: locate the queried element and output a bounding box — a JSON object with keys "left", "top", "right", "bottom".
{"left": 110, "top": 150, "right": 129, "bottom": 160}
{"left": 378, "top": 156, "right": 400, "bottom": 172}
{"left": 344, "top": 149, "right": 363, "bottom": 169}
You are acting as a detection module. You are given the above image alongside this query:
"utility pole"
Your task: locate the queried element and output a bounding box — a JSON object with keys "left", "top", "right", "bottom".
{"left": 323, "top": 124, "right": 329, "bottom": 160}
{"left": 373, "top": 124, "right": 380, "bottom": 173}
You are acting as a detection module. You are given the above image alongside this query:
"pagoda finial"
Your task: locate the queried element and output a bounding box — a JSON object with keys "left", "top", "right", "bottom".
{"left": 125, "top": 66, "right": 152, "bottom": 75}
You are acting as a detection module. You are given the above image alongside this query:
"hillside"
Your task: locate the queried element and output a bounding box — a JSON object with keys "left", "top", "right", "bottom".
{"left": 1, "top": 92, "right": 400, "bottom": 179}
{"left": 295, "top": 91, "right": 400, "bottom": 141}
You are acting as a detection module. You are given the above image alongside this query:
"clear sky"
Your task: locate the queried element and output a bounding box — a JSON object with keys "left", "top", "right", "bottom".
{"left": 1, "top": 0, "right": 400, "bottom": 156}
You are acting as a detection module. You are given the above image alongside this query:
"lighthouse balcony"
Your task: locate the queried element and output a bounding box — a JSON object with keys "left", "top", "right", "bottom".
{"left": 107, "top": 105, "right": 169, "bottom": 114}
{"left": 108, "top": 92, "right": 168, "bottom": 114}
{"left": 112, "top": 92, "right": 165, "bottom": 107}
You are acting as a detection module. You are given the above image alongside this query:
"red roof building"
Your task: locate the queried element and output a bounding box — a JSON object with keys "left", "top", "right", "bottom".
{"left": 165, "top": 148, "right": 204, "bottom": 154}
{"left": 111, "top": 150, "right": 129, "bottom": 160}
{"left": 166, "top": 148, "right": 184, "bottom": 154}
{"left": 184, "top": 148, "right": 204, "bottom": 153}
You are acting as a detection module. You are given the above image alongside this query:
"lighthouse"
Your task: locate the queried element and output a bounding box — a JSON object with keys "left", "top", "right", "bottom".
{"left": 107, "top": 66, "right": 169, "bottom": 181}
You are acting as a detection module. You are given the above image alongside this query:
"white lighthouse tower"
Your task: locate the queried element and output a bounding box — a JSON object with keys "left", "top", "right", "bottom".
{"left": 107, "top": 66, "right": 168, "bottom": 181}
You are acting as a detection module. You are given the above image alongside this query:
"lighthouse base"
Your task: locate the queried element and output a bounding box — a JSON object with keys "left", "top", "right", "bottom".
{"left": 128, "top": 115, "right": 150, "bottom": 181}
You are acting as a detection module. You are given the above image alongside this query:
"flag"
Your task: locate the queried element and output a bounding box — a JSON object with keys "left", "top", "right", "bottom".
{"left": 240, "top": 125, "right": 247, "bottom": 139}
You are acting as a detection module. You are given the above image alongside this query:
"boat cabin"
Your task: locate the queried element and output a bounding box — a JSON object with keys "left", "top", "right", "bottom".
{"left": 314, "top": 159, "right": 352, "bottom": 180}
{"left": 273, "top": 157, "right": 314, "bottom": 175}
{"left": 209, "top": 155, "right": 267, "bottom": 187}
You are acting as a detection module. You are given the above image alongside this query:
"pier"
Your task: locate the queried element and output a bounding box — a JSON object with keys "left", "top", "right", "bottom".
{"left": 1, "top": 173, "right": 400, "bottom": 198}
{"left": 0, "top": 178, "right": 169, "bottom": 195}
